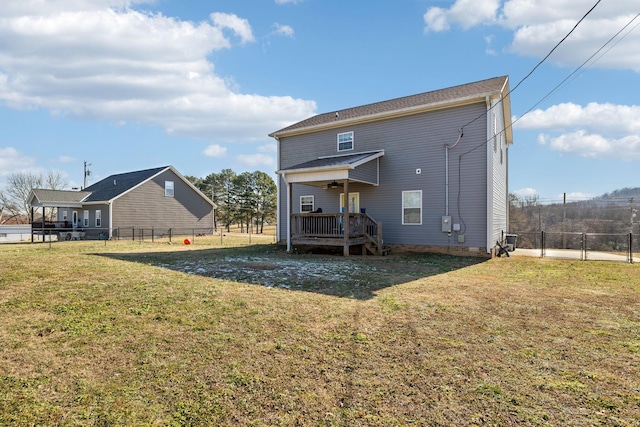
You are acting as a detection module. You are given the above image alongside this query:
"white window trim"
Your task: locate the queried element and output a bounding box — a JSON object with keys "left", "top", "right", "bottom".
{"left": 402, "top": 190, "right": 422, "bottom": 225}
{"left": 95, "top": 210, "right": 102, "bottom": 227}
{"left": 83, "top": 210, "right": 89, "bottom": 227}
{"left": 165, "top": 181, "right": 174, "bottom": 197}
{"left": 337, "top": 131, "right": 354, "bottom": 152}
{"left": 300, "top": 195, "right": 314, "bottom": 213}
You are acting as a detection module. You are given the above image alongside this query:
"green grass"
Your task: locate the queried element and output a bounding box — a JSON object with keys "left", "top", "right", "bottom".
{"left": 1, "top": 238, "right": 639, "bottom": 426}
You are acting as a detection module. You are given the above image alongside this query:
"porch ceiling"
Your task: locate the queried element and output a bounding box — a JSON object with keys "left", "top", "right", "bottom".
{"left": 277, "top": 150, "right": 384, "bottom": 187}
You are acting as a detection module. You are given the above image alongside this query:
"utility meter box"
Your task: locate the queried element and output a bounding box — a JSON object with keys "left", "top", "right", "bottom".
{"left": 441, "top": 216, "right": 452, "bottom": 233}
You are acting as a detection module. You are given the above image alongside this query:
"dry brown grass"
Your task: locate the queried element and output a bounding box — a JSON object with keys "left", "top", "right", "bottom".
{"left": 0, "top": 240, "right": 638, "bottom": 426}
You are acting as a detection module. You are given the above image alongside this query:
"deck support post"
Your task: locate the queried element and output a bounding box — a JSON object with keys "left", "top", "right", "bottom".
{"left": 343, "top": 179, "right": 349, "bottom": 256}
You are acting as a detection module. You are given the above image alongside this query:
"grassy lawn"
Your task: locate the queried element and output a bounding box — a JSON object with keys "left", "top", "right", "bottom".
{"left": 1, "top": 239, "right": 639, "bottom": 426}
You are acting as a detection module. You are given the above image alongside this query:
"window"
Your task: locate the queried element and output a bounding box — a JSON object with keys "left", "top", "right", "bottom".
{"left": 337, "top": 131, "right": 354, "bottom": 152}
{"left": 300, "top": 195, "right": 314, "bottom": 213}
{"left": 165, "top": 181, "right": 174, "bottom": 197}
{"left": 83, "top": 210, "right": 89, "bottom": 227}
{"left": 62, "top": 211, "right": 68, "bottom": 221}
{"left": 402, "top": 190, "right": 422, "bottom": 225}
{"left": 95, "top": 210, "right": 102, "bottom": 227}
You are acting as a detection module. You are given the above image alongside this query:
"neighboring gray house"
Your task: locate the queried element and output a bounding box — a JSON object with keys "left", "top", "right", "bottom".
{"left": 270, "top": 76, "right": 513, "bottom": 257}
{"left": 28, "top": 166, "right": 215, "bottom": 240}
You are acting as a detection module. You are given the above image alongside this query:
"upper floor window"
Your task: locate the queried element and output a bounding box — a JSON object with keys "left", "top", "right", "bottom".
{"left": 337, "top": 131, "right": 354, "bottom": 152}
{"left": 165, "top": 181, "right": 174, "bottom": 197}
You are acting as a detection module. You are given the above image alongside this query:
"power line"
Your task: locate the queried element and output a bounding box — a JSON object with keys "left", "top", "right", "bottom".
{"left": 459, "top": 0, "right": 603, "bottom": 132}
{"left": 457, "top": 8, "right": 640, "bottom": 160}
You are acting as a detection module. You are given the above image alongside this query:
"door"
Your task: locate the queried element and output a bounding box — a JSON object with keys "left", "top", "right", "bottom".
{"left": 340, "top": 192, "right": 359, "bottom": 213}
{"left": 72, "top": 211, "right": 78, "bottom": 228}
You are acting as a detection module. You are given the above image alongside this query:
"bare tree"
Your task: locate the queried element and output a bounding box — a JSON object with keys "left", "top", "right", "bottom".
{"left": 2, "top": 171, "right": 68, "bottom": 223}
{"left": 0, "top": 191, "right": 21, "bottom": 224}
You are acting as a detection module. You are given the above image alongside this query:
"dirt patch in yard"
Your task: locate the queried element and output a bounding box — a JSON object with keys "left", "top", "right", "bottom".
{"left": 100, "top": 245, "right": 485, "bottom": 299}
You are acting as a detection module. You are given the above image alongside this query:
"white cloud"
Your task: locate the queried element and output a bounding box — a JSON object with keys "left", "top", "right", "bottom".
{"left": 272, "top": 23, "right": 295, "bottom": 38}
{"left": 0, "top": 2, "right": 316, "bottom": 142}
{"left": 236, "top": 153, "right": 276, "bottom": 169}
{"left": 513, "top": 187, "right": 539, "bottom": 199}
{"left": 515, "top": 102, "right": 640, "bottom": 135}
{"left": 518, "top": 102, "right": 640, "bottom": 160}
{"left": 537, "top": 131, "right": 640, "bottom": 160}
{"left": 424, "top": 0, "right": 500, "bottom": 32}
{"left": 0, "top": 147, "right": 36, "bottom": 177}
{"left": 203, "top": 144, "right": 227, "bottom": 158}
{"left": 423, "top": 0, "right": 640, "bottom": 72}
{"left": 258, "top": 143, "right": 277, "bottom": 153}
{"left": 211, "top": 12, "right": 255, "bottom": 44}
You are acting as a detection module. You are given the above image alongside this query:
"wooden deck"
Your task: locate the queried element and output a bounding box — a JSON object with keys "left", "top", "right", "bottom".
{"left": 290, "top": 213, "right": 386, "bottom": 255}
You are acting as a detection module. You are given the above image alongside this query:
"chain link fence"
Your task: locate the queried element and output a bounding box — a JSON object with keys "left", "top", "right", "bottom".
{"left": 508, "top": 231, "right": 636, "bottom": 263}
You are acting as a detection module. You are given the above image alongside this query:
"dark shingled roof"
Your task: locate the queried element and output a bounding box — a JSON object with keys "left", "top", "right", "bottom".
{"left": 279, "top": 152, "right": 379, "bottom": 172}
{"left": 31, "top": 189, "right": 91, "bottom": 204}
{"left": 271, "top": 76, "right": 508, "bottom": 136}
{"left": 83, "top": 166, "right": 169, "bottom": 202}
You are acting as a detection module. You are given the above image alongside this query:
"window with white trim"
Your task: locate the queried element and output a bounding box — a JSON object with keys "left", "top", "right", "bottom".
{"left": 83, "top": 210, "right": 89, "bottom": 227}
{"left": 62, "top": 211, "right": 68, "bottom": 221}
{"left": 95, "top": 210, "right": 102, "bottom": 227}
{"left": 165, "top": 181, "right": 174, "bottom": 197}
{"left": 402, "top": 190, "right": 422, "bottom": 225}
{"left": 337, "top": 131, "right": 354, "bottom": 152}
{"left": 300, "top": 195, "right": 314, "bottom": 213}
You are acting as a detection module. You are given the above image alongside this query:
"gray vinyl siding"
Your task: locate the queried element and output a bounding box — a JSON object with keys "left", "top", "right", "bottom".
{"left": 112, "top": 170, "right": 214, "bottom": 231}
{"left": 278, "top": 102, "right": 491, "bottom": 248}
{"left": 489, "top": 100, "right": 509, "bottom": 245}
{"left": 350, "top": 158, "right": 378, "bottom": 184}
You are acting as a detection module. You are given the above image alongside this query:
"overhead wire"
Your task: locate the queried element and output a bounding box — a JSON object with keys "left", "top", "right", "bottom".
{"left": 449, "top": 0, "right": 640, "bottom": 231}
{"left": 458, "top": 0, "right": 604, "bottom": 133}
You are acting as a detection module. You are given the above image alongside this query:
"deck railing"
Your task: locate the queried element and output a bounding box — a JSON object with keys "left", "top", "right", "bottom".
{"left": 291, "top": 213, "right": 382, "bottom": 253}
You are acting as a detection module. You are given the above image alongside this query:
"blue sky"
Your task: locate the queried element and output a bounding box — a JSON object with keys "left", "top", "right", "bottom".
{"left": 0, "top": 0, "right": 638, "bottom": 204}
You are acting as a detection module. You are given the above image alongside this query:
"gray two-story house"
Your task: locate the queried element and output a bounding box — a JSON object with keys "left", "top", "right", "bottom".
{"left": 270, "top": 76, "right": 513, "bottom": 257}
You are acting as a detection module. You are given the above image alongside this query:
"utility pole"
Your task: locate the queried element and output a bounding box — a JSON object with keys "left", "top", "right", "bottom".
{"left": 83, "top": 161, "right": 92, "bottom": 189}
{"left": 630, "top": 198, "right": 636, "bottom": 234}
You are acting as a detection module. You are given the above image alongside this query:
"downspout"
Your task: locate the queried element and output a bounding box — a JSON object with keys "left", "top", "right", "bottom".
{"left": 284, "top": 175, "right": 291, "bottom": 252}
{"left": 445, "top": 129, "right": 464, "bottom": 216}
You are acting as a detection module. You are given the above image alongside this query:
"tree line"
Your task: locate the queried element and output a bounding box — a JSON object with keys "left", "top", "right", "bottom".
{"left": 186, "top": 169, "right": 276, "bottom": 234}
{"left": 509, "top": 191, "right": 639, "bottom": 251}
{"left": 0, "top": 169, "right": 277, "bottom": 234}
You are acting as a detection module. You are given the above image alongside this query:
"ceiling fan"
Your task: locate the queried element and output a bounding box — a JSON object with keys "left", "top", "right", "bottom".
{"left": 326, "top": 181, "right": 343, "bottom": 189}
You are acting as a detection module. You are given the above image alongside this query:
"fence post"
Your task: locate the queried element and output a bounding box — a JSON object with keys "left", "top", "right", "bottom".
{"left": 582, "top": 233, "right": 586, "bottom": 261}
{"left": 630, "top": 233, "right": 633, "bottom": 264}
{"left": 152, "top": 227, "right": 154, "bottom": 243}
{"left": 169, "top": 228, "right": 172, "bottom": 243}
{"left": 132, "top": 227, "right": 135, "bottom": 241}
{"left": 541, "top": 231, "right": 545, "bottom": 258}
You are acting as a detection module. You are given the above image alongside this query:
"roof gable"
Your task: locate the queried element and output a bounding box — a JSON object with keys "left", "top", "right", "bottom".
{"left": 29, "top": 189, "right": 91, "bottom": 207}
{"left": 270, "top": 76, "right": 509, "bottom": 137}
